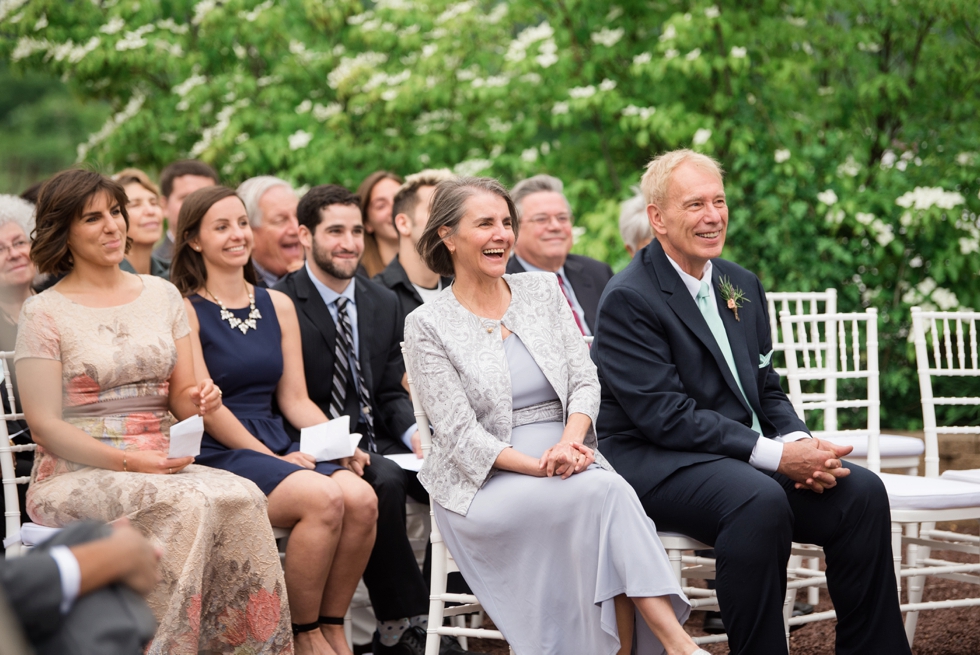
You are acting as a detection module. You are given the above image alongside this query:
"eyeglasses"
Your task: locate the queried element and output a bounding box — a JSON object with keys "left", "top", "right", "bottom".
{"left": 0, "top": 239, "right": 29, "bottom": 260}
{"left": 524, "top": 214, "right": 572, "bottom": 227}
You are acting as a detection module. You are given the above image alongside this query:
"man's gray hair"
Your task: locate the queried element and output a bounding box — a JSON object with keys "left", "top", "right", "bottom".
{"left": 640, "top": 149, "right": 724, "bottom": 208}
{"left": 510, "top": 174, "right": 571, "bottom": 219}
{"left": 0, "top": 194, "right": 35, "bottom": 238}
{"left": 619, "top": 191, "right": 653, "bottom": 250}
{"left": 237, "top": 176, "right": 295, "bottom": 228}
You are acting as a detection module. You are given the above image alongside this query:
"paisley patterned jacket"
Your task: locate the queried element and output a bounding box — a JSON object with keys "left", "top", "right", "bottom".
{"left": 403, "top": 272, "right": 612, "bottom": 515}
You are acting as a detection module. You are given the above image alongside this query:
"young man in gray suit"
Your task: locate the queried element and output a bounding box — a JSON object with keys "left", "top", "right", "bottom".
{"left": 592, "top": 150, "right": 909, "bottom": 655}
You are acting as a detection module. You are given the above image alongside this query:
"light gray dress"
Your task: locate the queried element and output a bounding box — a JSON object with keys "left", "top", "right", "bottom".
{"left": 433, "top": 335, "right": 690, "bottom": 655}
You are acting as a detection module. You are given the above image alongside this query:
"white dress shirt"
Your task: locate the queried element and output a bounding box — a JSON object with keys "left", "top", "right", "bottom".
{"left": 664, "top": 255, "right": 809, "bottom": 472}
{"left": 306, "top": 263, "right": 417, "bottom": 449}
{"left": 48, "top": 545, "right": 81, "bottom": 614}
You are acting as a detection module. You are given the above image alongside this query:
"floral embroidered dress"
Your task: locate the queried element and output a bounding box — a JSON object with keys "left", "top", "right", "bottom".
{"left": 15, "top": 275, "right": 293, "bottom": 655}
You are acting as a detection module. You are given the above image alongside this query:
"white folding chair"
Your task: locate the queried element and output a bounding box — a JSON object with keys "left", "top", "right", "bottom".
{"left": 401, "top": 343, "right": 512, "bottom": 655}
{"left": 782, "top": 309, "right": 980, "bottom": 646}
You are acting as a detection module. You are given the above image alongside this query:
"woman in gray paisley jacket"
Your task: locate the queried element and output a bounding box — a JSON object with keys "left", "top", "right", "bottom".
{"left": 403, "top": 177, "right": 705, "bottom": 655}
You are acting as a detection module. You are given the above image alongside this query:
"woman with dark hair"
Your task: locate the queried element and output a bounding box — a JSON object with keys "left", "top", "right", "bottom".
{"left": 112, "top": 168, "right": 170, "bottom": 277}
{"left": 355, "top": 171, "right": 402, "bottom": 277}
{"left": 15, "top": 169, "right": 293, "bottom": 655}
{"left": 172, "top": 186, "right": 377, "bottom": 655}
{"left": 404, "top": 177, "right": 704, "bottom": 655}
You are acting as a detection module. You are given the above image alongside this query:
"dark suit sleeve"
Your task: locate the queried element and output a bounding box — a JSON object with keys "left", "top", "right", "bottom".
{"left": 755, "top": 277, "right": 810, "bottom": 436}
{"left": 0, "top": 554, "right": 65, "bottom": 642}
{"left": 373, "top": 302, "right": 416, "bottom": 453}
{"left": 594, "top": 285, "right": 760, "bottom": 460}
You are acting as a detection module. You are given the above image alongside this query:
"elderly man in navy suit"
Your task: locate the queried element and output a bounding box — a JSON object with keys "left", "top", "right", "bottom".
{"left": 592, "top": 150, "right": 909, "bottom": 655}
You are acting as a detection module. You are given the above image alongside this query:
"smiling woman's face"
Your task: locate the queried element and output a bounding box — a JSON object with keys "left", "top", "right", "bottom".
{"left": 67, "top": 191, "right": 128, "bottom": 268}
{"left": 441, "top": 191, "right": 515, "bottom": 282}
{"left": 123, "top": 182, "right": 163, "bottom": 247}
{"left": 192, "top": 195, "right": 253, "bottom": 273}
{"left": 0, "top": 222, "right": 35, "bottom": 290}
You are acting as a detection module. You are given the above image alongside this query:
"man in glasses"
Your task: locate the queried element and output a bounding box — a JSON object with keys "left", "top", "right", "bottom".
{"left": 506, "top": 175, "right": 614, "bottom": 335}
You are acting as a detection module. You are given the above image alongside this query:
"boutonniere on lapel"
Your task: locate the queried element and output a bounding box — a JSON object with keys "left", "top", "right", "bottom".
{"left": 718, "top": 276, "right": 750, "bottom": 322}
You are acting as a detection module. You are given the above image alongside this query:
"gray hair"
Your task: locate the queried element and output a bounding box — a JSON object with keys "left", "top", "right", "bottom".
{"left": 236, "top": 176, "right": 295, "bottom": 228}
{"left": 640, "top": 149, "right": 724, "bottom": 208}
{"left": 510, "top": 174, "right": 571, "bottom": 219}
{"left": 619, "top": 191, "right": 653, "bottom": 250}
{"left": 417, "top": 177, "right": 518, "bottom": 277}
{"left": 0, "top": 194, "right": 35, "bottom": 239}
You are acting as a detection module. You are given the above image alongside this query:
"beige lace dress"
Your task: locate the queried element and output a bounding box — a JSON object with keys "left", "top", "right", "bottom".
{"left": 15, "top": 275, "right": 293, "bottom": 655}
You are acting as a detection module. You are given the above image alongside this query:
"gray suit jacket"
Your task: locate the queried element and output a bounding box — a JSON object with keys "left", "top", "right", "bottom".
{"left": 403, "top": 272, "right": 611, "bottom": 515}
{"left": 0, "top": 522, "right": 155, "bottom": 655}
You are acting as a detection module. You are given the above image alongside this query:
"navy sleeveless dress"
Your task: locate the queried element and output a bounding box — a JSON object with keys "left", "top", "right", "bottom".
{"left": 191, "top": 287, "right": 342, "bottom": 495}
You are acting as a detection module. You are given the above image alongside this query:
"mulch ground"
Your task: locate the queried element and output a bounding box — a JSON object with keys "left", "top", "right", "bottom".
{"left": 466, "top": 523, "right": 980, "bottom": 654}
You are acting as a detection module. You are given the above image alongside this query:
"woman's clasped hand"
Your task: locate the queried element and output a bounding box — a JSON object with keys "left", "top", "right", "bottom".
{"left": 538, "top": 441, "right": 595, "bottom": 479}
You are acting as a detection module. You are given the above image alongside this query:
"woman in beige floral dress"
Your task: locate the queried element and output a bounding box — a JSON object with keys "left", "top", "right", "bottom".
{"left": 15, "top": 170, "right": 293, "bottom": 654}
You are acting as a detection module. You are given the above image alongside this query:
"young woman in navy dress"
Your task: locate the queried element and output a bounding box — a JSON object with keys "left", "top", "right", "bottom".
{"left": 171, "top": 186, "right": 377, "bottom": 655}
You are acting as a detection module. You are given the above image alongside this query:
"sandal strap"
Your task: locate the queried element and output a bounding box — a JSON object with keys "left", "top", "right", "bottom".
{"left": 292, "top": 621, "right": 320, "bottom": 635}
{"left": 318, "top": 616, "right": 345, "bottom": 626}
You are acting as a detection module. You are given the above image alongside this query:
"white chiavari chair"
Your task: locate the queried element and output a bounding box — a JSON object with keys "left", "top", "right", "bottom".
{"left": 401, "top": 342, "right": 513, "bottom": 655}
{"left": 1, "top": 349, "right": 60, "bottom": 556}
{"left": 783, "top": 309, "right": 980, "bottom": 646}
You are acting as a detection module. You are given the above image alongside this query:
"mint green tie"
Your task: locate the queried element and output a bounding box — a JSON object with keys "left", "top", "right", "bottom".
{"left": 697, "top": 280, "right": 762, "bottom": 435}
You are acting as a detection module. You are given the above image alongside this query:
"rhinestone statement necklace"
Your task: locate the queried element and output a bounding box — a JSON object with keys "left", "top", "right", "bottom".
{"left": 207, "top": 284, "right": 262, "bottom": 334}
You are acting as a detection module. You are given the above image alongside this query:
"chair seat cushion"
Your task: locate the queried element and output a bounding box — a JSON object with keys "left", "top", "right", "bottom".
{"left": 20, "top": 522, "right": 62, "bottom": 546}
{"left": 829, "top": 434, "right": 924, "bottom": 458}
{"left": 941, "top": 469, "right": 980, "bottom": 484}
{"left": 877, "top": 472, "right": 980, "bottom": 510}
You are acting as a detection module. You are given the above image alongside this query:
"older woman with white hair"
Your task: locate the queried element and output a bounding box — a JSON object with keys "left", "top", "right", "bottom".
{"left": 0, "top": 194, "right": 36, "bottom": 346}
{"left": 0, "top": 193, "right": 37, "bottom": 546}
{"left": 237, "top": 176, "right": 303, "bottom": 287}
{"left": 619, "top": 190, "right": 654, "bottom": 258}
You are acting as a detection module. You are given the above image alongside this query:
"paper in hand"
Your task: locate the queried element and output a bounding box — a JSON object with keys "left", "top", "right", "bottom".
{"left": 384, "top": 453, "right": 424, "bottom": 472}
{"left": 168, "top": 414, "right": 204, "bottom": 458}
{"left": 300, "top": 416, "right": 361, "bottom": 462}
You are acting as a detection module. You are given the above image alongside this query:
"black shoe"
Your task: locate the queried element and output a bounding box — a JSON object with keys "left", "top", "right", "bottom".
{"left": 372, "top": 625, "right": 426, "bottom": 655}
{"left": 702, "top": 611, "right": 725, "bottom": 634}
{"left": 439, "top": 634, "right": 489, "bottom": 654}
{"left": 792, "top": 601, "right": 814, "bottom": 617}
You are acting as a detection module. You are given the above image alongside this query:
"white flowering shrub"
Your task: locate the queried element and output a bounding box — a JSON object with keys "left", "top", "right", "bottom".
{"left": 3, "top": 0, "right": 979, "bottom": 426}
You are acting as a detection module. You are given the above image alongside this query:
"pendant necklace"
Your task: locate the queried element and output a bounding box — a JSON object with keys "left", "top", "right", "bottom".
{"left": 206, "top": 283, "right": 262, "bottom": 334}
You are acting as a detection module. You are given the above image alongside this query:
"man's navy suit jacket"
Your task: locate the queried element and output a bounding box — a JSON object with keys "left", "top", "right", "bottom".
{"left": 592, "top": 240, "right": 808, "bottom": 499}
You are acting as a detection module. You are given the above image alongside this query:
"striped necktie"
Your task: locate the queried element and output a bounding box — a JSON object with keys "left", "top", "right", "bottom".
{"left": 329, "top": 297, "right": 376, "bottom": 451}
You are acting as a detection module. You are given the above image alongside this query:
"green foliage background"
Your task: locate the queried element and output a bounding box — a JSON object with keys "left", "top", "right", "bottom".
{"left": 2, "top": 0, "right": 979, "bottom": 428}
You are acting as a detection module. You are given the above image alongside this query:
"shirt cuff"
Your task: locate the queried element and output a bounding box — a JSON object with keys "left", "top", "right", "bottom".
{"left": 49, "top": 545, "right": 81, "bottom": 614}
{"left": 776, "top": 431, "right": 812, "bottom": 444}
{"left": 748, "top": 436, "right": 784, "bottom": 472}
{"left": 400, "top": 423, "right": 418, "bottom": 451}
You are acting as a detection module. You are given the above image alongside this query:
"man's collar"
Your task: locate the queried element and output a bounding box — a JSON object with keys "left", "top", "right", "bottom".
{"left": 515, "top": 254, "right": 566, "bottom": 278}
{"left": 305, "top": 261, "right": 356, "bottom": 305}
{"left": 664, "top": 253, "right": 712, "bottom": 300}
{"left": 252, "top": 259, "right": 282, "bottom": 288}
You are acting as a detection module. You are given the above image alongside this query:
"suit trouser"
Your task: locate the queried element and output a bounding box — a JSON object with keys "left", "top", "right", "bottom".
{"left": 640, "top": 459, "right": 910, "bottom": 655}
{"left": 360, "top": 453, "right": 430, "bottom": 621}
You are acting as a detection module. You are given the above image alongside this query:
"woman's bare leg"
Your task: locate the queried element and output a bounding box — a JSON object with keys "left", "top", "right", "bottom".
{"left": 267, "top": 470, "right": 345, "bottom": 655}
{"left": 633, "top": 596, "right": 699, "bottom": 655}
{"left": 615, "top": 594, "right": 634, "bottom": 655}
{"left": 318, "top": 470, "right": 378, "bottom": 655}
